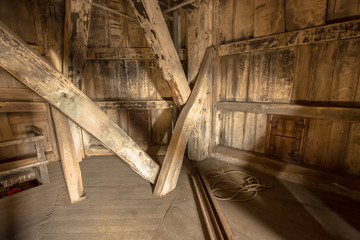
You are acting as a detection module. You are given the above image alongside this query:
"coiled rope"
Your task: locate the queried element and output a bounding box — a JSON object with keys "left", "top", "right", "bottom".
{"left": 206, "top": 169, "right": 273, "bottom": 202}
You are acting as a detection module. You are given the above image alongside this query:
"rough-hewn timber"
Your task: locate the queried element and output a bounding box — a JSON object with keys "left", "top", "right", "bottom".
{"left": 154, "top": 47, "right": 216, "bottom": 197}
{"left": 129, "top": 0, "right": 191, "bottom": 107}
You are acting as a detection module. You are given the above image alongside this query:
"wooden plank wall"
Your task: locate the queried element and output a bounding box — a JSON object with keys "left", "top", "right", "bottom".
{"left": 83, "top": 0, "right": 174, "bottom": 156}
{"left": 0, "top": 0, "right": 59, "bottom": 163}
{"left": 213, "top": 0, "right": 360, "bottom": 176}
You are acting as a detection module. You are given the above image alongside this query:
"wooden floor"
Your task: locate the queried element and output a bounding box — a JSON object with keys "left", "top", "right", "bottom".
{"left": 1, "top": 156, "right": 360, "bottom": 240}
{"left": 0, "top": 156, "right": 204, "bottom": 240}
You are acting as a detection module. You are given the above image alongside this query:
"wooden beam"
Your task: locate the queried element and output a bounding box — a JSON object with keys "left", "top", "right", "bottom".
{"left": 154, "top": 47, "right": 216, "bottom": 197}
{"left": 218, "top": 102, "right": 360, "bottom": 122}
{"left": 86, "top": 47, "right": 155, "bottom": 60}
{"left": 0, "top": 102, "right": 47, "bottom": 113}
{"left": 212, "top": 145, "right": 360, "bottom": 199}
{"left": 0, "top": 21, "right": 160, "bottom": 183}
{"left": 51, "top": 108, "right": 85, "bottom": 202}
{"left": 129, "top": 0, "right": 191, "bottom": 107}
{"left": 218, "top": 19, "right": 360, "bottom": 56}
{"left": 95, "top": 100, "right": 174, "bottom": 110}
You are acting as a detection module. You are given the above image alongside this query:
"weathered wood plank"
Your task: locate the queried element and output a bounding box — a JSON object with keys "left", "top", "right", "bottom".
{"left": 0, "top": 160, "right": 49, "bottom": 178}
{"left": 308, "top": 41, "right": 337, "bottom": 105}
{"left": 254, "top": 0, "right": 285, "bottom": 37}
{"left": 285, "top": 0, "right": 326, "bottom": 31}
{"left": 233, "top": 0, "right": 254, "bottom": 40}
{"left": 0, "top": 102, "right": 47, "bottom": 112}
{"left": 86, "top": 47, "right": 154, "bottom": 60}
{"left": 254, "top": 113, "right": 267, "bottom": 153}
{"left": 128, "top": 0, "right": 191, "bottom": 106}
{"left": 291, "top": 44, "right": 314, "bottom": 103}
{"left": 0, "top": 135, "right": 45, "bottom": 148}
{"left": 247, "top": 48, "right": 295, "bottom": 103}
{"left": 330, "top": 38, "right": 360, "bottom": 107}
{"left": 325, "top": 121, "right": 350, "bottom": 172}
{"left": 217, "top": 102, "right": 360, "bottom": 122}
{"left": 345, "top": 122, "right": 360, "bottom": 175}
{"left": 219, "top": 0, "right": 233, "bottom": 44}
{"left": 327, "top": 0, "right": 360, "bottom": 20}
{"left": 218, "top": 19, "right": 360, "bottom": 56}
{"left": 243, "top": 112, "right": 256, "bottom": 151}
{"left": 154, "top": 47, "right": 216, "bottom": 197}
{"left": 95, "top": 100, "right": 173, "bottom": 110}
{"left": 304, "top": 119, "right": 332, "bottom": 168}
{"left": 0, "top": 21, "right": 159, "bottom": 183}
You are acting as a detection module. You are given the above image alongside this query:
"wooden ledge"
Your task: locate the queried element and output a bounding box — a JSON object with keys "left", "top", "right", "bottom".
{"left": 217, "top": 102, "right": 360, "bottom": 122}
{"left": 212, "top": 145, "right": 360, "bottom": 199}
{"left": 218, "top": 19, "right": 360, "bottom": 56}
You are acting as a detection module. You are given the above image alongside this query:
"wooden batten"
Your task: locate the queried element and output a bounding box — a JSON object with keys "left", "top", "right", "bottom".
{"left": 128, "top": 0, "right": 191, "bottom": 107}
{"left": 218, "top": 19, "right": 360, "bottom": 56}
{"left": 154, "top": 47, "right": 216, "bottom": 197}
{"left": 218, "top": 102, "right": 360, "bottom": 122}
{"left": 0, "top": 21, "right": 160, "bottom": 184}
{"left": 95, "top": 100, "right": 174, "bottom": 110}
{"left": 0, "top": 102, "right": 47, "bottom": 113}
{"left": 86, "top": 47, "right": 155, "bottom": 60}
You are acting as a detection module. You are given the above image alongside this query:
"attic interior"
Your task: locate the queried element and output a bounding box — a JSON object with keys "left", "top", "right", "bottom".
{"left": 0, "top": 0, "right": 360, "bottom": 239}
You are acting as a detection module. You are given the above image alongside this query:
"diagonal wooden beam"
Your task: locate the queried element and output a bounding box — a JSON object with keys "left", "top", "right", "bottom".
{"left": 0, "top": 21, "right": 160, "bottom": 183}
{"left": 128, "top": 0, "right": 191, "bottom": 107}
{"left": 154, "top": 47, "right": 216, "bottom": 197}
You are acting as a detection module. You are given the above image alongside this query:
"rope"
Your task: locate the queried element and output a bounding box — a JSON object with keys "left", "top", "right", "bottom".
{"left": 206, "top": 169, "right": 273, "bottom": 202}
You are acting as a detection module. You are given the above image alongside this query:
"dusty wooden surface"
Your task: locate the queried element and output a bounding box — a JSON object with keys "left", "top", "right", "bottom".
{"left": 0, "top": 21, "right": 159, "bottom": 183}
{"left": 154, "top": 47, "right": 216, "bottom": 197}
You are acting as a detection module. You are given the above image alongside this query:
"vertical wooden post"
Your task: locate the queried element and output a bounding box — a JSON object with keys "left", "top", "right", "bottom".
{"left": 52, "top": 108, "right": 85, "bottom": 203}
{"left": 34, "top": 140, "right": 50, "bottom": 184}
{"left": 63, "top": 0, "right": 92, "bottom": 162}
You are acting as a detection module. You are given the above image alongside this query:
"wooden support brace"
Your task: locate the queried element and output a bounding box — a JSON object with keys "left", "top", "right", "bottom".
{"left": 0, "top": 21, "right": 160, "bottom": 184}
{"left": 129, "top": 0, "right": 191, "bottom": 107}
{"left": 154, "top": 47, "right": 216, "bottom": 197}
